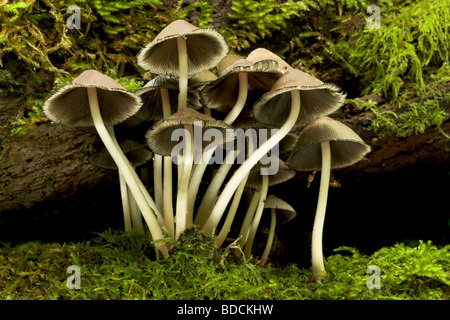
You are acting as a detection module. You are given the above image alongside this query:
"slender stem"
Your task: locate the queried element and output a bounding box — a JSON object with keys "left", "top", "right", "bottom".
{"left": 128, "top": 184, "right": 143, "bottom": 230}
{"left": 237, "top": 189, "right": 261, "bottom": 248}
{"left": 119, "top": 171, "right": 132, "bottom": 231}
{"left": 202, "top": 90, "right": 301, "bottom": 235}
{"left": 87, "top": 87, "right": 168, "bottom": 258}
{"left": 214, "top": 131, "right": 254, "bottom": 246}
{"left": 195, "top": 150, "right": 239, "bottom": 227}
{"left": 177, "top": 36, "right": 188, "bottom": 111}
{"left": 163, "top": 156, "right": 174, "bottom": 236}
{"left": 160, "top": 88, "right": 174, "bottom": 236}
{"left": 243, "top": 174, "right": 269, "bottom": 258}
{"left": 153, "top": 154, "right": 164, "bottom": 213}
{"left": 224, "top": 73, "right": 248, "bottom": 124}
{"left": 311, "top": 140, "right": 331, "bottom": 281}
{"left": 188, "top": 72, "right": 249, "bottom": 224}
{"left": 260, "top": 208, "right": 276, "bottom": 266}
{"left": 214, "top": 166, "right": 249, "bottom": 247}
{"left": 175, "top": 125, "right": 194, "bottom": 239}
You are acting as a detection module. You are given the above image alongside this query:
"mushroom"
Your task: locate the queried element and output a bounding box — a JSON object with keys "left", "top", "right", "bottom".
{"left": 202, "top": 68, "right": 345, "bottom": 236}
{"left": 286, "top": 116, "right": 371, "bottom": 281}
{"left": 134, "top": 75, "right": 202, "bottom": 235}
{"left": 246, "top": 48, "right": 291, "bottom": 74}
{"left": 88, "top": 139, "right": 153, "bottom": 231}
{"left": 134, "top": 75, "right": 202, "bottom": 122}
{"left": 239, "top": 160, "right": 295, "bottom": 255}
{"left": 189, "top": 58, "right": 282, "bottom": 223}
{"left": 43, "top": 69, "right": 168, "bottom": 259}
{"left": 146, "top": 108, "right": 233, "bottom": 239}
{"left": 259, "top": 195, "right": 297, "bottom": 266}
{"left": 136, "top": 19, "right": 228, "bottom": 111}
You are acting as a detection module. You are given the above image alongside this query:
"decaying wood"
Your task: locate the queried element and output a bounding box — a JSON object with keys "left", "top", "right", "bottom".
{"left": 1, "top": 88, "right": 449, "bottom": 213}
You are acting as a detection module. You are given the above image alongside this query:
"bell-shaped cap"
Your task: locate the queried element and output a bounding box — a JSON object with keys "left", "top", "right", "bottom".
{"left": 264, "top": 195, "right": 297, "bottom": 224}
{"left": 145, "top": 108, "right": 234, "bottom": 156}
{"left": 246, "top": 159, "right": 296, "bottom": 191}
{"left": 215, "top": 54, "right": 243, "bottom": 76}
{"left": 200, "top": 58, "right": 282, "bottom": 113}
{"left": 89, "top": 140, "right": 153, "bottom": 169}
{"left": 252, "top": 68, "right": 346, "bottom": 128}
{"left": 136, "top": 20, "right": 228, "bottom": 77}
{"left": 134, "top": 76, "right": 202, "bottom": 122}
{"left": 43, "top": 70, "right": 141, "bottom": 127}
{"left": 286, "top": 116, "right": 371, "bottom": 171}
{"left": 246, "top": 48, "right": 291, "bottom": 73}
{"left": 189, "top": 70, "right": 218, "bottom": 88}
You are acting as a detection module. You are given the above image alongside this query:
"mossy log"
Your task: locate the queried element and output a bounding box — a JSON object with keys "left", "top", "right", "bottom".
{"left": 1, "top": 92, "right": 449, "bottom": 213}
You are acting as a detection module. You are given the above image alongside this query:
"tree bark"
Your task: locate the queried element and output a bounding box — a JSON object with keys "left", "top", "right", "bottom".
{"left": 1, "top": 88, "right": 449, "bottom": 213}
{"left": 0, "top": 97, "right": 112, "bottom": 212}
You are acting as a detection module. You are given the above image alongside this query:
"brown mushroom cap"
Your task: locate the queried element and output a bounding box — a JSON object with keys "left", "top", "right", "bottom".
{"left": 200, "top": 58, "right": 282, "bottom": 113}
{"left": 136, "top": 20, "right": 228, "bottom": 77}
{"left": 43, "top": 70, "right": 142, "bottom": 127}
{"left": 252, "top": 68, "right": 346, "bottom": 128}
{"left": 134, "top": 76, "right": 202, "bottom": 122}
{"left": 286, "top": 116, "right": 371, "bottom": 171}
{"left": 246, "top": 159, "right": 296, "bottom": 191}
{"left": 215, "top": 54, "right": 243, "bottom": 76}
{"left": 246, "top": 48, "right": 291, "bottom": 73}
{"left": 89, "top": 140, "right": 153, "bottom": 169}
{"left": 145, "top": 108, "right": 234, "bottom": 156}
{"left": 264, "top": 194, "right": 297, "bottom": 224}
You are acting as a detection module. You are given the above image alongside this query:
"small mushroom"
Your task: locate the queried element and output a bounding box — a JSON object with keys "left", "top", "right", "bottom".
{"left": 189, "top": 58, "right": 283, "bottom": 221}
{"left": 202, "top": 68, "right": 345, "bottom": 236}
{"left": 146, "top": 108, "right": 233, "bottom": 239}
{"left": 134, "top": 76, "right": 202, "bottom": 122}
{"left": 259, "top": 195, "right": 297, "bottom": 266}
{"left": 43, "top": 69, "right": 168, "bottom": 258}
{"left": 136, "top": 19, "right": 228, "bottom": 111}
{"left": 286, "top": 116, "right": 371, "bottom": 281}
{"left": 246, "top": 48, "right": 291, "bottom": 74}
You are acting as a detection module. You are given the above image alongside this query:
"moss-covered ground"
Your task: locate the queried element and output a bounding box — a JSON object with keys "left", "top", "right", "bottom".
{"left": 1, "top": 227, "right": 448, "bottom": 300}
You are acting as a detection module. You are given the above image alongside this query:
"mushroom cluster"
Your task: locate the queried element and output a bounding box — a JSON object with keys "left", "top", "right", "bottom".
{"left": 42, "top": 20, "right": 370, "bottom": 279}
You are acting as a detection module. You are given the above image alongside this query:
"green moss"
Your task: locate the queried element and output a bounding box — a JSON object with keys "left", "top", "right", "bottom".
{"left": 328, "top": 0, "right": 449, "bottom": 102}
{"left": 350, "top": 93, "right": 449, "bottom": 138}
{"left": 1, "top": 229, "right": 448, "bottom": 300}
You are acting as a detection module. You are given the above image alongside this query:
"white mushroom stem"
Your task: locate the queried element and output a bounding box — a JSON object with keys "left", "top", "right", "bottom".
{"left": 160, "top": 88, "right": 175, "bottom": 236}
{"left": 188, "top": 72, "right": 249, "bottom": 221}
{"left": 177, "top": 36, "right": 188, "bottom": 111}
{"left": 202, "top": 90, "right": 301, "bottom": 235}
{"left": 119, "top": 172, "right": 132, "bottom": 231}
{"left": 214, "top": 132, "right": 254, "bottom": 247}
{"left": 153, "top": 155, "right": 164, "bottom": 213}
{"left": 175, "top": 125, "right": 194, "bottom": 240}
{"left": 194, "top": 150, "right": 239, "bottom": 227}
{"left": 237, "top": 189, "right": 261, "bottom": 248}
{"left": 87, "top": 87, "right": 168, "bottom": 259}
{"left": 128, "top": 185, "right": 143, "bottom": 230}
{"left": 214, "top": 165, "right": 249, "bottom": 247}
{"left": 260, "top": 208, "right": 277, "bottom": 266}
{"left": 243, "top": 174, "right": 269, "bottom": 258}
{"left": 224, "top": 73, "right": 249, "bottom": 125}
{"left": 311, "top": 140, "right": 331, "bottom": 281}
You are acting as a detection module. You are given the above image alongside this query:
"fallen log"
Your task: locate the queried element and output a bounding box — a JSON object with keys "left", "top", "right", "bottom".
{"left": 0, "top": 89, "right": 449, "bottom": 213}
